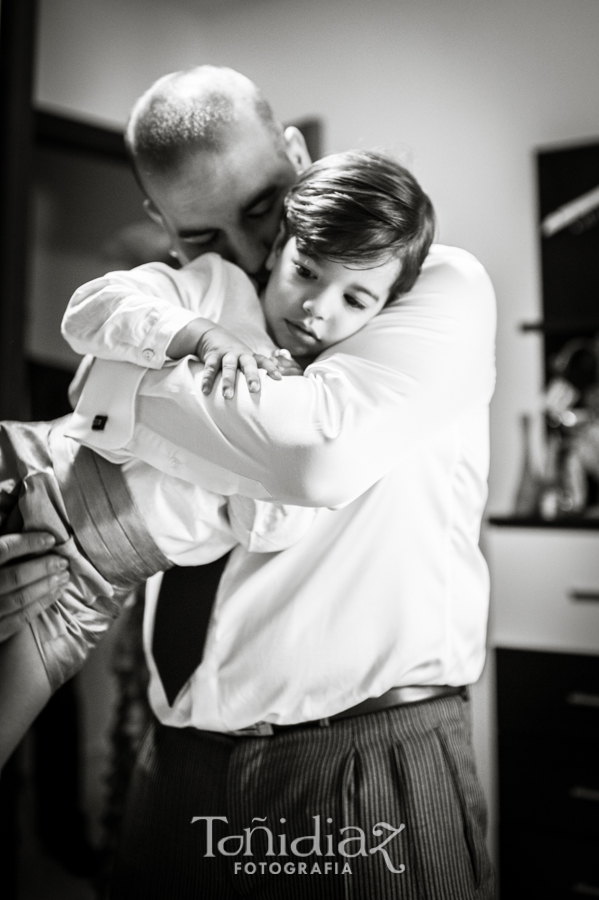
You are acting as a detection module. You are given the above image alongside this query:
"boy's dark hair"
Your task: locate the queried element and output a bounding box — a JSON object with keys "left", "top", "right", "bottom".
{"left": 284, "top": 150, "right": 435, "bottom": 301}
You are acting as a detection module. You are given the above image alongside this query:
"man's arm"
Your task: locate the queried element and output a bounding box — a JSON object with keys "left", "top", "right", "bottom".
{"left": 71, "top": 247, "right": 497, "bottom": 508}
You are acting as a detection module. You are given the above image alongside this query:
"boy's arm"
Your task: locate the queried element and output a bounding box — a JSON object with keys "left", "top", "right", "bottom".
{"left": 62, "top": 258, "right": 219, "bottom": 368}
{"left": 62, "top": 253, "right": 273, "bottom": 367}
{"left": 63, "top": 254, "right": 281, "bottom": 395}
{"left": 69, "top": 247, "right": 496, "bottom": 508}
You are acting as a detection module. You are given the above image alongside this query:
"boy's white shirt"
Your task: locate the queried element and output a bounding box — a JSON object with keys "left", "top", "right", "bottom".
{"left": 63, "top": 254, "right": 318, "bottom": 563}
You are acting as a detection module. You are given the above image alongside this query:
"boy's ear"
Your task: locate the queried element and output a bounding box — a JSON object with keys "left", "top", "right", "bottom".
{"left": 284, "top": 126, "right": 311, "bottom": 174}
{"left": 265, "top": 221, "right": 287, "bottom": 272}
{"left": 143, "top": 198, "right": 164, "bottom": 227}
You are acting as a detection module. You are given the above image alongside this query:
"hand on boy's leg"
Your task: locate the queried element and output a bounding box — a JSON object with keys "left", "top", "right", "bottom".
{"left": 0, "top": 532, "right": 69, "bottom": 640}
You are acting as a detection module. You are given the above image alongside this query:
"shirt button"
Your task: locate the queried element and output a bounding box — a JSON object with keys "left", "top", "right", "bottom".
{"left": 142, "top": 348, "right": 155, "bottom": 361}
{"left": 169, "top": 456, "right": 180, "bottom": 468}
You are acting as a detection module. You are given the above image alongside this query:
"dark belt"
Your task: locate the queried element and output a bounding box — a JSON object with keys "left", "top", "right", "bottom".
{"left": 230, "top": 685, "right": 468, "bottom": 737}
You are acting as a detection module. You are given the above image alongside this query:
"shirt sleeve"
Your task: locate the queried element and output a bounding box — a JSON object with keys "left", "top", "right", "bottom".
{"left": 227, "top": 495, "right": 320, "bottom": 552}
{"left": 61, "top": 253, "right": 270, "bottom": 367}
{"left": 122, "top": 246, "right": 496, "bottom": 508}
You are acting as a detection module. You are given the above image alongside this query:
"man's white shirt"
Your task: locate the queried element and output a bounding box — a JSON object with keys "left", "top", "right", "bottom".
{"left": 63, "top": 245, "right": 496, "bottom": 732}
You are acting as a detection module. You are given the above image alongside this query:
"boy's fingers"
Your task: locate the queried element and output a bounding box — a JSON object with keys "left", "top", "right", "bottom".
{"left": 239, "top": 354, "right": 261, "bottom": 393}
{"left": 201, "top": 352, "right": 222, "bottom": 394}
{"left": 256, "top": 356, "right": 282, "bottom": 380}
{"left": 272, "top": 355, "right": 295, "bottom": 371}
{"left": 221, "top": 352, "right": 240, "bottom": 398}
{"left": 279, "top": 363, "right": 304, "bottom": 377}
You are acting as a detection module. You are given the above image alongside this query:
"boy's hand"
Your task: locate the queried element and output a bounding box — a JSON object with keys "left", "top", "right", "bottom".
{"left": 0, "top": 532, "right": 70, "bottom": 640}
{"left": 271, "top": 349, "right": 306, "bottom": 376}
{"left": 196, "top": 325, "right": 282, "bottom": 398}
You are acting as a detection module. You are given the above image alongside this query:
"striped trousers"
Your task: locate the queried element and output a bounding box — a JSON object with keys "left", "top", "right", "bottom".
{"left": 110, "top": 694, "right": 494, "bottom": 899}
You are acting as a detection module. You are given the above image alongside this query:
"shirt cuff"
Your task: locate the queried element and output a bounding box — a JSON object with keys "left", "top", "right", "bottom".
{"left": 136, "top": 306, "right": 209, "bottom": 368}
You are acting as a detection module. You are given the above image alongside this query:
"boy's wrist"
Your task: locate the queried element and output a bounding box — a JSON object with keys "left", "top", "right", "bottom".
{"left": 166, "top": 317, "right": 216, "bottom": 360}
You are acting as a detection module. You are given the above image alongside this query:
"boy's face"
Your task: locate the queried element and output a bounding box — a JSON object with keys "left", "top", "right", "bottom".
{"left": 262, "top": 237, "right": 400, "bottom": 360}
{"left": 143, "top": 118, "right": 309, "bottom": 288}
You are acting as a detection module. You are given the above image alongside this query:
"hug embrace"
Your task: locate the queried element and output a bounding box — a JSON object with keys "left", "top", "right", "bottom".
{"left": 0, "top": 65, "right": 496, "bottom": 899}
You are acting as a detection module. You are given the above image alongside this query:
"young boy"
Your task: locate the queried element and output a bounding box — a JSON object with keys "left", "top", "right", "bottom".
{"left": 0, "top": 150, "right": 434, "bottom": 761}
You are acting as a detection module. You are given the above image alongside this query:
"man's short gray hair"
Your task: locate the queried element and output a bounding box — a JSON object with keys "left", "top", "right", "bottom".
{"left": 126, "top": 66, "right": 285, "bottom": 185}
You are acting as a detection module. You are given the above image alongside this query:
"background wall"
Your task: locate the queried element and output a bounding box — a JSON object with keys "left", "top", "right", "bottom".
{"left": 34, "top": 0, "right": 599, "bottom": 863}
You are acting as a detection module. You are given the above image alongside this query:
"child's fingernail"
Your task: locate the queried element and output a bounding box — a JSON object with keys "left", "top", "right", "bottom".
{"left": 223, "top": 388, "right": 233, "bottom": 398}
{"left": 42, "top": 534, "right": 56, "bottom": 548}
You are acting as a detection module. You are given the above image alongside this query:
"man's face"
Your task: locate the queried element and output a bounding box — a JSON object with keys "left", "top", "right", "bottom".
{"left": 144, "top": 118, "right": 304, "bottom": 286}
{"left": 262, "top": 237, "right": 400, "bottom": 361}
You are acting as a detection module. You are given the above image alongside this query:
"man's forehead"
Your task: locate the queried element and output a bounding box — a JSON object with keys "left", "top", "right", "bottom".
{"left": 148, "top": 131, "right": 294, "bottom": 226}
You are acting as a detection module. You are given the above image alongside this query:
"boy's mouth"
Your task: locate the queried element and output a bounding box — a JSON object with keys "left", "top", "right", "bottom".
{"left": 285, "top": 319, "right": 321, "bottom": 344}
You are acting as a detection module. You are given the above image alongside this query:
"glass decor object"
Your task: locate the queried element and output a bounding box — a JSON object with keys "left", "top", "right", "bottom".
{"left": 513, "top": 414, "right": 542, "bottom": 516}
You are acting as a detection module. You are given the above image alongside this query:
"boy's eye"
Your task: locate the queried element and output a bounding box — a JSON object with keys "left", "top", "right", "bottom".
{"left": 344, "top": 294, "right": 367, "bottom": 310}
{"left": 294, "top": 262, "right": 315, "bottom": 279}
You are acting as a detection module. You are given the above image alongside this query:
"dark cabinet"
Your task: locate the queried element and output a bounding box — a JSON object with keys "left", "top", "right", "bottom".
{"left": 497, "top": 647, "right": 599, "bottom": 898}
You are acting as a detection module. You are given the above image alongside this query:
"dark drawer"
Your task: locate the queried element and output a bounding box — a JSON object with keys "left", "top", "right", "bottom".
{"left": 497, "top": 648, "right": 599, "bottom": 740}
{"left": 500, "top": 829, "right": 599, "bottom": 899}
{"left": 499, "top": 735, "right": 599, "bottom": 839}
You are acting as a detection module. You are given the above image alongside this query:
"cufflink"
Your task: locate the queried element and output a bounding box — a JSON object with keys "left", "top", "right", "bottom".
{"left": 92, "top": 415, "right": 108, "bottom": 431}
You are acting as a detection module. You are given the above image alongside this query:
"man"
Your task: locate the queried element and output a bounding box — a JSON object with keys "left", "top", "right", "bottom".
{"left": 1, "top": 67, "right": 496, "bottom": 898}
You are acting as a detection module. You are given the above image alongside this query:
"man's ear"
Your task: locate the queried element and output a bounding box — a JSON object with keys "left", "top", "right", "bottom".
{"left": 284, "top": 126, "right": 312, "bottom": 174}
{"left": 143, "top": 198, "right": 164, "bottom": 228}
{"left": 265, "top": 221, "right": 287, "bottom": 272}
{"left": 143, "top": 198, "right": 181, "bottom": 264}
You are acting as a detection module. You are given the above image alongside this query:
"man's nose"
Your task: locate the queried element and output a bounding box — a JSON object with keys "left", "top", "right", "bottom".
{"left": 221, "top": 231, "right": 270, "bottom": 279}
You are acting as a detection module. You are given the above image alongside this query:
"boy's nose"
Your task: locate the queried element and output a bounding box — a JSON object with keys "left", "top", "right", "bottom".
{"left": 303, "top": 290, "right": 335, "bottom": 319}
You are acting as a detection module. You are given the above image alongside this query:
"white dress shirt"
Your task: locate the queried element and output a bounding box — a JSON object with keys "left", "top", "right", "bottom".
{"left": 65, "top": 245, "right": 496, "bottom": 731}
{"left": 63, "top": 254, "right": 317, "bottom": 565}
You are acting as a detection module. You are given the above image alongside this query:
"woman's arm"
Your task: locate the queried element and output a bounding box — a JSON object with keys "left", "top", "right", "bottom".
{"left": 0, "top": 625, "right": 52, "bottom": 769}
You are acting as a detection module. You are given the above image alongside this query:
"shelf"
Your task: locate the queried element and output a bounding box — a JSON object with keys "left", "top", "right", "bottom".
{"left": 519, "top": 321, "right": 599, "bottom": 334}
{"left": 488, "top": 515, "right": 599, "bottom": 530}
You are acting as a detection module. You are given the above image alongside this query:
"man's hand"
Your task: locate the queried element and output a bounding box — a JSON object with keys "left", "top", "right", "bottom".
{"left": 0, "top": 532, "right": 69, "bottom": 641}
{"left": 197, "top": 325, "right": 282, "bottom": 398}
